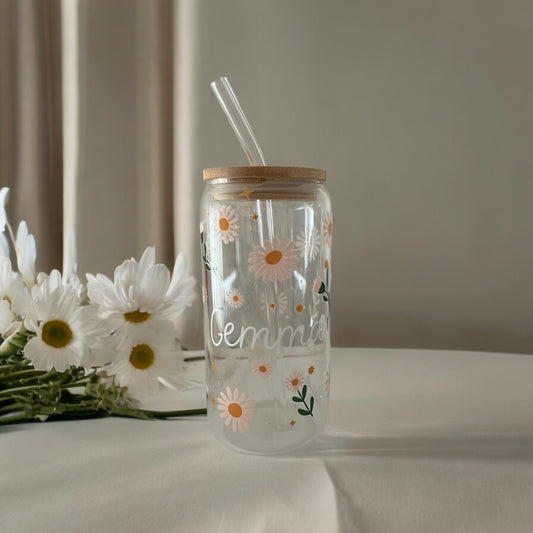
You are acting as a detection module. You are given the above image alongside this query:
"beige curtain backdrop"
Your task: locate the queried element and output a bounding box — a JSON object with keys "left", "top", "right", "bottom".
{"left": 0, "top": 0, "right": 63, "bottom": 273}
{"left": 0, "top": 0, "right": 202, "bottom": 347}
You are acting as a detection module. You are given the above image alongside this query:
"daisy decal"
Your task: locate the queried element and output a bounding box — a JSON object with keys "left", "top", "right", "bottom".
{"left": 312, "top": 277, "right": 330, "bottom": 302}
{"left": 23, "top": 270, "right": 95, "bottom": 371}
{"left": 252, "top": 359, "right": 272, "bottom": 378}
{"left": 323, "top": 212, "right": 333, "bottom": 248}
{"left": 248, "top": 238, "right": 300, "bottom": 283}
{"left": 214, "top": 204, "right": 239, "bottom": 244}
{"left": 226, "top": 288, "right": 245, "bottom": 309}
{"left": 295, "top": 227, "right": 320, "bottom": 261}
{"left": 86, "top": 247, "right": 196, "bottom": 336}
{"left": 285, "top": 371, "right": 305, "bottom": 393}
{"left": 295, "top": 303, "right": 304, "bottom": 313}
{"left": 217, "top": 387, "right": 256, "bottom": 433}
{"left": 260, "top": 290, "right": 287, "bottom": 314}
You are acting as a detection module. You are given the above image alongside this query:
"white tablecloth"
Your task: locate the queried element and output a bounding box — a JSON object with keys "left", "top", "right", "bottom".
{"left": 2, "top": 348, "right": 533, "bottom": 533}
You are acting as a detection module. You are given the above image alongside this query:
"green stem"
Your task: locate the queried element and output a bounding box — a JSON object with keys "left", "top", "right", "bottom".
{"left": 298, "top": 389, "right": 314, "bottom": 417}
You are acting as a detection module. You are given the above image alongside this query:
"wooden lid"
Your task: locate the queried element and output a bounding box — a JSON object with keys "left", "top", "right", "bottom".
{"left": 203, "top": 166, "right": 326, "bottom": 181}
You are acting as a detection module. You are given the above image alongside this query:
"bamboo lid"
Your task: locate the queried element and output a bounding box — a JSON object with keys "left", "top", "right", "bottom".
{"left": 203, "top": 166, "right": 326, "bottom": 181}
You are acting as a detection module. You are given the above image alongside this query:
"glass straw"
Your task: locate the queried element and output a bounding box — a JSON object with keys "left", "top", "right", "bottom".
{"left": 210, "top": 76, "right": 288, "bottom": 431}
{"left": 210, "top": 76, "right": 266, "bottom": 166}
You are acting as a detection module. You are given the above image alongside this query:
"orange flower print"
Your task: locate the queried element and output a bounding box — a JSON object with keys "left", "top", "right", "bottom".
{"left": 295, "top": 303, "right": 304, "bottom": 313}
{"left": 308, "top": 366, "right": 315, "bottom": 375}
{"left": 217, "top": 387, "right": 256, "bottom": 433}
{"left": 226, "top": 288, "right": 245, "bottom": 309}
{"left": 290, "top": 420, "right": 296, "bottom": 426}
{"left": 214, "top": 204, "right": 239, "bottom": 244}
{"left": 323, "top": 212, "right": 333, "bottom": 248}
{"left": 248, "top": 238, "right": 300, "bottom": 283}
{"left": 285, "top": 371, "right": 305, "bottom": 393}
{"left": 252, "top": 359, "right": 272, "bottom": 378}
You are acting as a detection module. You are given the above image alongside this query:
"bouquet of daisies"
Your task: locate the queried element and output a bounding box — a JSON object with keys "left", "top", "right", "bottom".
{"left": 0, "top": 187, "right": 205, "bottom": 424}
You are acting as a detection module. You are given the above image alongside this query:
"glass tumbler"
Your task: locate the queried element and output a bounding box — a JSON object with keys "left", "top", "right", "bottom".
{"left": 200, "top": 166, "right": 332, "bottom": 455}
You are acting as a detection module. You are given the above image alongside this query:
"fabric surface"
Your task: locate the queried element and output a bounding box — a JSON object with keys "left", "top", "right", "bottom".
{"left": 1, "top": 348, "right": 533, "bottom": 533}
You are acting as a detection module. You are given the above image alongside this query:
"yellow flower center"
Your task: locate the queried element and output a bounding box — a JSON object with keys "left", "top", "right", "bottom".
{"left": 129, "top": 343, "right": 155, "bottom": 370}
{"left": 42, "top": 320, "right": 73, "bottom": 348}
{"left": 124, "top": 310, "right": 151, "bottom": 323}
{"left": 265, "top": 250, "right": 282, "bottom": 265}
{"left": 232, "top": 295, "right": 239, "bottom": 302}
{"left": 291, "top": 378, "right": 300, "bottom": 387}
{"left": 259, "top": 365, "right": 267, "bottom": 373}
{"left": 228, "top": 402, "right": 242, "bottom": 418}
{"left": 219, "top": 217, "right": 230, "bottom": 231}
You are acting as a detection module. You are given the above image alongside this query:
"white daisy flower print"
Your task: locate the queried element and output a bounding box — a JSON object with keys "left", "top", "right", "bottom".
{"left": 248, "top": 238, "right": 300, "bottom": 283}
{"left": 23, "top": 270, "right": 96, "bottom": 371}
{"left": 86, "top": 247, "right": 196, "bottom": 336}
{"left": 217, "top": 386, "right": 256, "bottom": 433}
{"left": 214, "top": 204, "right": 239, "bottom": 244}
{"left": 226, "top": 288, "right": 245, "bottom": 309}
{"left": 323, "top": 212, "right": 333, "bottom": 248}
{"left": 252, "top": 359, "right": 272, "bottom": 378}
{"left": 295, "top": 227, "right": 320, "bottom": 261}
{"left": 285, "top": 371, "right": 305, "bottom": 393}
{"left": 260, "top": 290, "right": 288, "bottom": 314}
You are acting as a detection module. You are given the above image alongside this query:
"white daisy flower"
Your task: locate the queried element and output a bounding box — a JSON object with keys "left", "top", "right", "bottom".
{"left": 15, "top": 221, "right": 37, "bottom": 287}
{"left": 226, "top": 288, "right": 245, "bottom": 309}
{"left": 0, "top": 255, "right": 30, "bottom": 317}
{"left": 0, "top": 187, "right": 9, "bottom": 233}
{"left": 295, "top": 227, "right": 320, "bottom": 261}
{"left": 86, "top": 247, "right": 196, "bottom": 336}
{"left": 93, "top": 326, "right": 185, "bottom": 399}
{"left": 23, "top": 270, "right": 95, "bottom": 371}
{"left": 0, "top": 299, "right": 13, "bottom": 334}
{"left": 0, "top": 188, "right": 10, "bottom": 257}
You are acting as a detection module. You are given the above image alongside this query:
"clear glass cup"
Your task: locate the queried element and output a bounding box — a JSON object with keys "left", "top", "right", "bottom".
{"left": 200, "top": 166, "right": 332, "bottom": 454}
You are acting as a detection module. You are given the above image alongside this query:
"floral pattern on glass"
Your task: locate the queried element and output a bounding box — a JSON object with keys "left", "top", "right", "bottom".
{"left": 217, "top": 387, "right": 256, "bottom": 433}
{"left": 248, "top": 238, "right": 300, "bottom": 283}
{"left": 214, "top": 204, "right": 239, "bottom": 244}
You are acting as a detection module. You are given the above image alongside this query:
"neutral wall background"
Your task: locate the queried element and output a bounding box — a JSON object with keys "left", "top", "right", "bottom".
{"left": 74, "top": 0, "right": 533, "bottom": 353}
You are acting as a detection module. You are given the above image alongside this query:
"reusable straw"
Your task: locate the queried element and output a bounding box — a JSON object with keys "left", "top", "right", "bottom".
{"left": 210, "top": 76, "right": 266, "bottom": 166}
{"left": 210, "top": 76, "right": 287, "bottom": 431}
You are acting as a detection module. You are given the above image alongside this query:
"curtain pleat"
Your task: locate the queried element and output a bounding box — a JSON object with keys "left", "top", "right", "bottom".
{"left": 135, "top": 0, "right": 175, "bottom": 266}
{"left": 0, "top": 0, "right": 63, "bottom": 272}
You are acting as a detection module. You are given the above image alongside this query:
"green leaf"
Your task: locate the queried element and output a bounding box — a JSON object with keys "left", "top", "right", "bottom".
{"left": 298, "top": 408, "right": 311, "bottom": 416}
{"left": 309, "top": 396, "right": 314, "bottom": 413}
{"left": 301, "top": 384, "right": 307, "bottom": 399}
{"left": 292, "top": 396, "right": 303, "bottom": 402}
